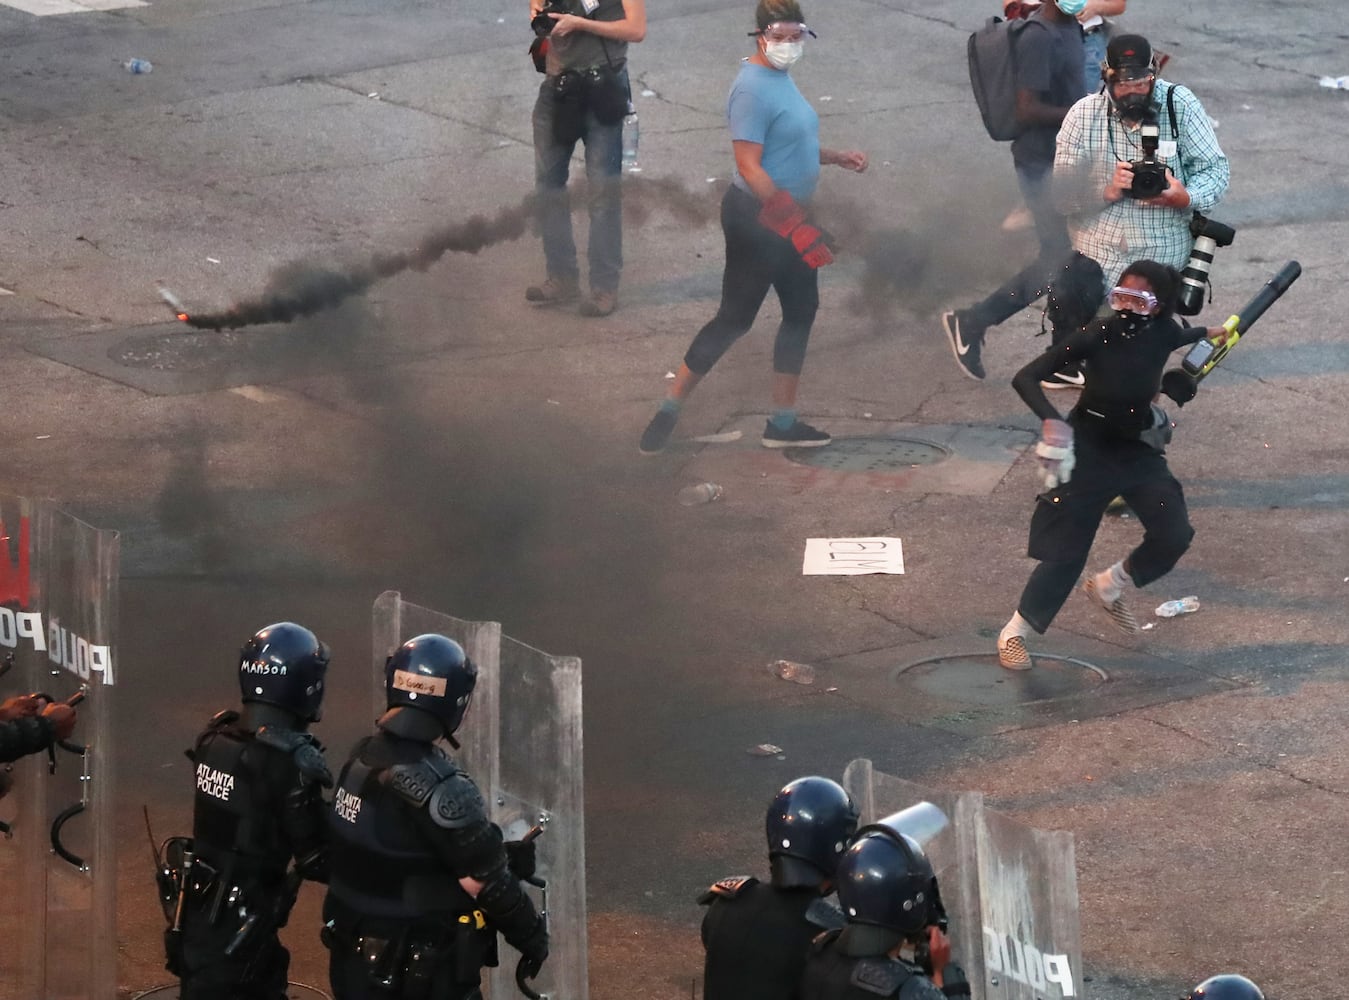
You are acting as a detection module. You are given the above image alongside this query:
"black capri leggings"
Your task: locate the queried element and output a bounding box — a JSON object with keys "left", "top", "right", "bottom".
{"left": 683, "top": 184, "right": 820, "bottom": 377}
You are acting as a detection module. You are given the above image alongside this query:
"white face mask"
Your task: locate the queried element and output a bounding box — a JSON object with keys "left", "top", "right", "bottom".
{"left": 763, "top": 40, "right": 803, "bottom": 70}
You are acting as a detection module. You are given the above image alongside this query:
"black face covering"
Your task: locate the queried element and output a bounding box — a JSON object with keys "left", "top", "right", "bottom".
{"left": 1112, "top": 86, "right": 1154, "bottom": 124}
{"left": 1112, "top": 309, "right": 1148, "bottom": 335}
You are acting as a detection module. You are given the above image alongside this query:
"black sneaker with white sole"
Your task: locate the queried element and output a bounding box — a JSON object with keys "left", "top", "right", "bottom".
{"left": 762, "top": 419, "right": 831, "bottom": 449}
{"left": 940, "top": 310, "right": 986, "bottom": 381}
{"left": 1040, "top": 368, "right": 1086, "bottom": 390}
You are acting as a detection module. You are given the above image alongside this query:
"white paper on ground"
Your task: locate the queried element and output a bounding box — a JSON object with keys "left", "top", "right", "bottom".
{"left": 803, "top": 537, "right": 904, "bottom": 575}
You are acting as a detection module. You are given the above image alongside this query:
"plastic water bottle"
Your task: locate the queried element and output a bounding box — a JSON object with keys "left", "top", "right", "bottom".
{"left": 621, "top": 104, "right": 641, "bottom": 174}
{"left": 124, "top": 58, "right": 153, "bottom": 74}
{"left": 677, "top": 482, "right": 722, "bottom": 506}
{"left": 1319, "top": 76, "right": 1349, "bottom": 90}
{"left": 769, "top": 660, "right": 816, "bottom": 685}
{"left": 1154, "top": 596, "right": 1201, "bottom": 618}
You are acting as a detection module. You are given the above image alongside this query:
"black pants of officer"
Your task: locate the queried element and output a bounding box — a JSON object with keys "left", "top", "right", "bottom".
{"left": 175, "top": 910, "right": 289, "bottom": 1000}
{"left": 1017, "top": 424, "right": 1194, "bottom": 633}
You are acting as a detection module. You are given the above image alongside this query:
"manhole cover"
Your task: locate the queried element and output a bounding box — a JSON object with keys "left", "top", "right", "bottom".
{"left": 134, "top": 984, "right": 329, "bottom": 999}
{"left": 785, "top": 437, "right": 950, "bottom": 471}
{"left": 895, "top": 654, "right": 1107, "bottom": 707}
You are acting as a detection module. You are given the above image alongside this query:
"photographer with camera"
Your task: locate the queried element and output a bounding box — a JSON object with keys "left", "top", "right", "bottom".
{"left": 1042, "top": 33, "right": 1229, "bottom": 386}
{"left": 525, "top": 0, "right": 646, "bottom": 318}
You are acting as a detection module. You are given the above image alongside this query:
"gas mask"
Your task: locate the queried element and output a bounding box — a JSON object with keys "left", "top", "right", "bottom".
{"left": 1108, "top": 285, "right": 1157, "bottom": 334}
{"left": 1110, "top": 84, "right": 1155, "bottom": 123}
{"left": 763, "top": 40, "right": 804, "bottom": 70}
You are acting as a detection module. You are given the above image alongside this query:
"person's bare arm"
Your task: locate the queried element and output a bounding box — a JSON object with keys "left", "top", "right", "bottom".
{"left": 549, "top": 0, "right": 646, "bottom": 42}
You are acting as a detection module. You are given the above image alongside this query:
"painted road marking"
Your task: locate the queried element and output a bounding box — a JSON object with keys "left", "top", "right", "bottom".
{"left": 4, "top": 0, "right": 146, "bottom": 16}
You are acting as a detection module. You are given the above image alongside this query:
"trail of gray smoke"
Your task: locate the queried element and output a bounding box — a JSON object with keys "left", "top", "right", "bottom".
{"left": 183, "top": 176, "right": 722, "bottom": 331}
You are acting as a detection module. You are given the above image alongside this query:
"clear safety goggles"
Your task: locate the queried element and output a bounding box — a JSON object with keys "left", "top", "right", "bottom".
{"left": 751, "top": 21, "right": 817, "bottom": 43}
{"left": 1106, "top": 67, "right": 1155, "bottom": 88}
{"left": 1107, "top": 285, "right": 1159, "bottom": 314}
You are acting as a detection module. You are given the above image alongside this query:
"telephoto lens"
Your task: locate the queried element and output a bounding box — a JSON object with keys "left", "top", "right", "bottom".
{"left": 1177, "top": 214, "right": 1236, "bottom": 315}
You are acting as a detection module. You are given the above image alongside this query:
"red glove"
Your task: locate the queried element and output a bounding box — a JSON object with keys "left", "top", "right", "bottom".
{"left": 759, "top": 192, "right": 834, "bottom": 268}
{"left": 758, "top": 190, "right": 807, "bottom": 238}
{"left": 789, "top": 224, "right": 834, "bottom": 268}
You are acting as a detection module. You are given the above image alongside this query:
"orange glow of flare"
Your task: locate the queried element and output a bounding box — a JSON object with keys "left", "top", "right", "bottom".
{"left": 176, "top": 313, "right": 189, "bottom": 322}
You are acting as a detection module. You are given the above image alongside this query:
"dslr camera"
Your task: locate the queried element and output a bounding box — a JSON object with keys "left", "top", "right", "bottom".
{"left": 1126, "top": 113, "right": 1168, "bottom": 200}
{"left": 532, "top": 0, "right": 582, "bottom": 36}
{"left": 1177, "top": 213, "right": 1237, "bottom": 315}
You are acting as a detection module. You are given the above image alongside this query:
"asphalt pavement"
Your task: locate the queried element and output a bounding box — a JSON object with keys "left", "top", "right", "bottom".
{"left": 1, "top": 1, "right": 1347, "bottom": 998}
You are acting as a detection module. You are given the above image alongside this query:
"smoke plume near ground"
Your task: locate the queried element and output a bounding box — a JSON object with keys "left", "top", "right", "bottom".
{"left": 182, "top": 176, "right": 723, "bottom": 331}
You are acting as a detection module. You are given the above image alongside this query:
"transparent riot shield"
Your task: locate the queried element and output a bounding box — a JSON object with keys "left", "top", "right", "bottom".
{"left": 842, "top": 759, "right": 1084, "bottom": 1000}
{"left": 0, "top": 495, "right": 119, "bottom": 1000}
{"left": 371, "top": 592, "right": 588, "bottom": 1000}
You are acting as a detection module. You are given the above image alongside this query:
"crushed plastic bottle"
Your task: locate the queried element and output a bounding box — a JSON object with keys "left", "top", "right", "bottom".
{"left": 677, "top": 482, "right": 722, "bottom": 506}
{"left": 124, "top": 58, "right": 153, "bottom": 75}
{"left": 1319, "top": 76, "right": 1349, "bottom": 90}
{"left": 769, "top": 659, "right": 816, "bottom": 685}
{"left": 1154, "top": 596, "right": 1201, "bottom": 618}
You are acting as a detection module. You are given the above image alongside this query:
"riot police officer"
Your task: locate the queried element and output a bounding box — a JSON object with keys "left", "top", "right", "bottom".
{"left": 167, "top": 621, "right": 333, "bottom": 1000}
{"left": 800, "top": 829, "right": 971, "bottom": 1000}
{"left": 699, "top": 776, "right": 859, "bottom": 1000}
{"left": 323, "top": 633, "right": 548, "bottom": 1000}
{"left": 1186, "top": 975, "right": 1265, "bottom": 999}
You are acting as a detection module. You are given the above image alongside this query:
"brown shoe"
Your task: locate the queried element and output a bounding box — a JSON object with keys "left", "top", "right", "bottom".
{"left": 578, "top": 290, "right": 617, "bottom": 318}
{"left": 997, "top": 635, "right": 1033, "bottom": 671}
{"left": 525, "top": 277, "right": 580, "bottom": 305}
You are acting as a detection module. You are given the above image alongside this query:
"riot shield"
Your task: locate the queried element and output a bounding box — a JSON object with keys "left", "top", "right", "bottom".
{"left": 842, "top": 759, "right": 1084, "bottom": 1000}
{"left": 371, "top": 591, "right": 588, "bottom": 1000}
{"left": 0, "top": 495, "right": 119, "bottom": 1000}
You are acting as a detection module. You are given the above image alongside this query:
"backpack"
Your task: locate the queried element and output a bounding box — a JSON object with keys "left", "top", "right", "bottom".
{"left": 967, "top": 16, "right": 1046, "bottom": 141}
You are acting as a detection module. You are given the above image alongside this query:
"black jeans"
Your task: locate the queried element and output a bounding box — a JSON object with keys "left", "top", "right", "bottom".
{"left": 683, "top": 185, "right": 820, "bottom": 377}
{"left": 1016, "top": 423, "right": 1194, "bottom": 633}
{"left": 967, "top": 161, "right": 1071, "bottom": 331}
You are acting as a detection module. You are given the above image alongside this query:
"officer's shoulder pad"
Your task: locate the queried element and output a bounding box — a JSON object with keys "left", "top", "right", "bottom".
{"left": 256, "top": 727, "right": 331, "bottom": 786}
{"left": 387, "top": 756, "right": 453, "bottom": 806}
{"left": 851, "top": 957, "right": 912, "bottom": 997}
{"left": 696, "top": 875, "right": 758, "bottom": 904}
{"left": 426, "top": 768, "right": 487, "bottom": 830}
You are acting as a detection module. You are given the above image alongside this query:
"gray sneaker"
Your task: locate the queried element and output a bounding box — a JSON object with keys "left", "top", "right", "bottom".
{"left": 525, "top": 277, "right": 580, "bottom": 305}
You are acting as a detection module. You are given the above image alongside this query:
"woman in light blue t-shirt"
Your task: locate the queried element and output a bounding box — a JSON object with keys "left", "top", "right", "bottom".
{"left": 638, "top": 0, "right": 868, "bottom": 455}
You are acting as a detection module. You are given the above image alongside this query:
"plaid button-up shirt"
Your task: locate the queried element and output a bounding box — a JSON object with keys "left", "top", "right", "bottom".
{"left": 1054, "top": 81, "right": 1230, "bottom": 288}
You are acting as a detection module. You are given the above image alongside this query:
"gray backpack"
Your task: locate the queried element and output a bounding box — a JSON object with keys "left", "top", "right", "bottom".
{"left": 967, "top": 15, "right": 1046, "bottom": 141}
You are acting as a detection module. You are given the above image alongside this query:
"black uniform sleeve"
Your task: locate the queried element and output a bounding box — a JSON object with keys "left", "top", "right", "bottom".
{"left": 416, "top": 772, "right": 546, "bottom": 959}
{"left": 281, "top": 769, "right": 330, "bottom": 883}
{"left": 0, "top": 715, "right": 55, "bottom": 764}
{"left": 1012, "top": 323, "right": 1104, "bottom": 422}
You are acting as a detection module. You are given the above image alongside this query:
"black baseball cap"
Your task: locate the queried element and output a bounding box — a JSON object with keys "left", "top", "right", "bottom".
{"left": 1106, "top": 34, "right": 1155, "bottom": 81}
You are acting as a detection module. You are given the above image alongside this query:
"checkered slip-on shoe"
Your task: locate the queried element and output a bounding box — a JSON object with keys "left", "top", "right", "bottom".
{"left": 1084, "top": 576, "right": 1140, "bottom": 635}
{"left": 997, "top": 635, "right": 1033, "bottom": 671}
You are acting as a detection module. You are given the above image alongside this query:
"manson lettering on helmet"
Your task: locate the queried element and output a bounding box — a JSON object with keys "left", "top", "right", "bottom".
{"left": 983, "top": 926, "right": 1076, "bottom": 997}
{"left": 241, "top": 661, "right": 288, "bottom": 675}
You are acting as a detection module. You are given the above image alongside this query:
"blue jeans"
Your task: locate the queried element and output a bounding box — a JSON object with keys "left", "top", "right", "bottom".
{"left": 532, "top": 72, "right": 625, "bottom": 294}
{"left": 1082, "top": 28, "right": 1108, "bottom": 96}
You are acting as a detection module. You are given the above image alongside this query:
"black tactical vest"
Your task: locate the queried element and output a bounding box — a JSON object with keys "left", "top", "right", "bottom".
{"left": 189, "top": 714, "right": 290, "bottom": 879}
{"left": 327, "top": 737, "right": 474, "bottom": 921}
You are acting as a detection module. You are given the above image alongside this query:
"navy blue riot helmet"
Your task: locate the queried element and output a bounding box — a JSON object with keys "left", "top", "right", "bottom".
{"left": 379, "top": 634, "right": 477, "bottom": 743}
{"left": 1187, "top": 976, "right": 1265, "bottom": 1000}
{"left": 765, "top": 776, "right": 860, "bottom": 889}
{"left": 835, "top": 830, "right": 937, "bottom": 954}
{"left": 238, "top": 622, "right": 331, "bottom": 723}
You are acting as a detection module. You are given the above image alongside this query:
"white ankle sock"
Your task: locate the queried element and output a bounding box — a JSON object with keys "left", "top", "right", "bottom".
{"left": 999, "top": 612, "right": 1032, "bottom": 644}
{"left": 1095, "top": 561, "right": 1131, "bottom": 602}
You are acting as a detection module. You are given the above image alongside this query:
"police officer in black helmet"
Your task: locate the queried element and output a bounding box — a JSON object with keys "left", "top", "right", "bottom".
{"left": 169, "top": 621, "right": 333, "bottom": 1000}
{"left": 699, "top": 776, "right": 859, "bottom": 1000}
{"left": 1186, "top": 975, "right": 1265, "bottom": 1000}
{"left": 801, "top": 829, "right": 970, "bottom": 1000}
{"left": 323, "top": 633, "right": 548, "bottom": 1000}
